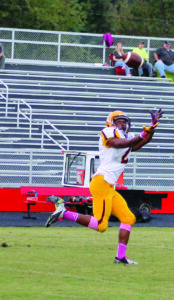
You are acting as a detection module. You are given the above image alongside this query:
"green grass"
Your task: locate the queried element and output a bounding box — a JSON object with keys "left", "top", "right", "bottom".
{"left": 0, "top": 227, "right": 174, "bottom": 300}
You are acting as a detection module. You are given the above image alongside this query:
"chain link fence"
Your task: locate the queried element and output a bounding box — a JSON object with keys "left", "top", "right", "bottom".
{"left": 125, "top": 153, "right": 174, "bottom": 191}
{"left": 0, "top": 150, "right": 174, "bottom": 190}
{"left": 1, "top": 27, "right": 174, "bottom": 66}
{"left": 0, "top": 150, "right": 63, "bottom": 187}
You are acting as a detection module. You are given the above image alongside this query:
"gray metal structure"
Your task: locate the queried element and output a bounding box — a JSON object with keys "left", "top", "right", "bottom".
{"left": 1, "top": 27, "right": 174, "bottom": 67}
{"left": 0, "top": 67, "right": 174, "bottom": 190}
{"left": 0, "top": 27, "right": 174, "bottom": 190}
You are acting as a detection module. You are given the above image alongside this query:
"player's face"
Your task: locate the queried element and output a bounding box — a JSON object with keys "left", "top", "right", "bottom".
{"left": 113, "top": 118, "right": 128, "bottom": 131}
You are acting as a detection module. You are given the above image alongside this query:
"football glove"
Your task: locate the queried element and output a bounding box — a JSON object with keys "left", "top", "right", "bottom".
{"left": 140, "top": 124, "right": 157, "bottom": 139}
{"left": 149, "top": 108, "right": 164, "bottom": 126}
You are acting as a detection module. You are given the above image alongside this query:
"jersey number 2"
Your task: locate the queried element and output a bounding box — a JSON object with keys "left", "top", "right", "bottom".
{"left": 121, "top": 148, "right": 131, "bottom": 164}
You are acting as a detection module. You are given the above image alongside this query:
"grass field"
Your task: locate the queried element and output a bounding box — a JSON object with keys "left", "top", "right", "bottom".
{"left": 0, "top": 227, "right": 173, "bottom": 300}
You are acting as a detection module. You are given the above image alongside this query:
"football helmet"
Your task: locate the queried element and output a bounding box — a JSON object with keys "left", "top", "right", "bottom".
{"left": 106, "top": 110, "right": 130, "bottom": 133}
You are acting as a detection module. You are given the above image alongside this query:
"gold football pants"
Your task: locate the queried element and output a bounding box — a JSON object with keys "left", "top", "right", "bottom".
{"left": 89, "top": 175, "right": 136, "bottom": 232}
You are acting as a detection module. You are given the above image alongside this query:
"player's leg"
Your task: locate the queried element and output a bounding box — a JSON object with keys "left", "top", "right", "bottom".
{"left": 45, "top": 175, "right": 113, "bottom": 232}
{"left": 90, "top": 175, "right": 114, "bottom": 232}
{"left": 45, "top": 175, "right": 99, "bottom": 230}
{"left": 111, "top": 191, "right": 138, "bottom": 264}
{"left": 45, "top": 196, "right": 98, "bottom": 229}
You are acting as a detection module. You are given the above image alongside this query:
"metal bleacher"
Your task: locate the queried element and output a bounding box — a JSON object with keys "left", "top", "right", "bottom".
{"left": 0, "top": 65, "right": 174, "bottom": 190}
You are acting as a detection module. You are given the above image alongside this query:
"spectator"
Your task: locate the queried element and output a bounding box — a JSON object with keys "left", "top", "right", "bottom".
{"left": 112, "top": 42, "right": 132, "bottom": 76}
{"left": 132, "top": 41, "right": 153, "bottom": 77}
{"left": 154, "top": 41, "right": 174, "bottom": 78}
{"left": 0, "top": 43, "right": 5, "bottom": 69}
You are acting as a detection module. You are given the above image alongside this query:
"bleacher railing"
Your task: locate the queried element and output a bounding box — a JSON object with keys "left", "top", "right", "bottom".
{"left": 16, "top": 100, "right": 69, "bottom": 150}
{"left": 41, "top": 120, "right": 69, "bottom": 151}
{"left": 0, "top": 79, "right": 9, "bottom": 116}
{"left": 17, "top": 99, "right": 32, "bottom": 137}
{"left": 1, "top": 27, "right": 174, "bottom": 67}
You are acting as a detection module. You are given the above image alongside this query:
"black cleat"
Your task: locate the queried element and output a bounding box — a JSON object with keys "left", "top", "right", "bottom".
{"left": 114, "top": 257, "right": 138, "bottom": 265}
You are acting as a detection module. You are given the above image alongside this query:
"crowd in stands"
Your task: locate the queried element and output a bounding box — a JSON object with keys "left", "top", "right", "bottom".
{"left": 110, "top": 40, "right": 174, "bottom": 79}
{"left": 1, "top": 37, "right": 174, "bottom": 79}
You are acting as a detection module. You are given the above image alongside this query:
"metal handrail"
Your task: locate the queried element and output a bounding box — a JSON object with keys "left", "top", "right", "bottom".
{"left": 2, "top": 27, "right": 174, "bottom": 67}
{"left": 17, "top": 99, "right": 32, "bottom": 138}
{"left": 0, "top": 79, "right": 9, "bottom": 117}
{"left": 41, "top": 120, "right": 69, "bottom": 151}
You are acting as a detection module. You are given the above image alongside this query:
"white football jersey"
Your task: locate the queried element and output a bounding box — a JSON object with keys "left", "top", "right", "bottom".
{"left": 94, "top": 126, "right": 134, "bottom": 185}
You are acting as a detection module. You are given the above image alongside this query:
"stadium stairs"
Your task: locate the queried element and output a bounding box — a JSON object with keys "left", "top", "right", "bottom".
{"left": 0, "top": 63, "right": 174, "bottom": 187}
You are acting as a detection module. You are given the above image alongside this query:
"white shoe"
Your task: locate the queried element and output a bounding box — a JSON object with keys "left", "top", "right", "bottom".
{"left": 45, "top": 197, "right": 66, "bottom": 227}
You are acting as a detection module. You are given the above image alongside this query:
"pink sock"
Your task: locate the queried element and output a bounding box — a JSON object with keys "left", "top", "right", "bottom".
{"left": 63, "top": 211, "right": 98, "bottom": 230}
{"left": 120, "top": 223, "right": 132, "bottom": 232}
{"left": 117, "top": 243, "right": 127, "bottom": 259}
{"left": 63, "top": 211, "right": 79, "bottom": 222}
{"left": 88, "top": 216, "right": 98, "bottom": 231}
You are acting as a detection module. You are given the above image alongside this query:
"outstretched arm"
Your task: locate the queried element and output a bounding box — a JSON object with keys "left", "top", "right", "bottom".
{"left": 107, "top": 134, "right": 144, "bottom": 149}
{"left": 131, "top": 130, "right": 154, "bottom": 151}
{"left": 131, "top": 108, "right": 164, "bottom": 151}
{"left": 107, "top": 126, "right": 154, "bottom": 150}
{"left": 107, "top": 108, "right": 164, "bottom": 151}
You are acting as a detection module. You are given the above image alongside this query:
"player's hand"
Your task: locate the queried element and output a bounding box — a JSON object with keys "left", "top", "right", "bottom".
{"left": 140, "top": 125, "right": 156, "bottom": 139}
{"left": 149, "top": 108, "right": 164, "bottom": 126}
{"left": 143, "top": 125, "right": 156, "bottom": 134}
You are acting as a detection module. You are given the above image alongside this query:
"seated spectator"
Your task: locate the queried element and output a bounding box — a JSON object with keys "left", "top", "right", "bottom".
{"left": 154, "top": 41, "right": 174, "bottom": 78}
{"left": 132, "top": 41, "right": 153, "bottom": 77}
{"left": 0, "top": 43, "right": 5, "bottom": 69}
{"left": 113, "top": 42, "right": 132, "bottom": 76}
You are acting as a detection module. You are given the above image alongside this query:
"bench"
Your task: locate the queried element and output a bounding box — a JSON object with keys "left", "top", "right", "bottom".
{"left": 21, "top": 184, "right": 127, "bottom": 219}
{"left": 156, "top": 71, "right": 174, "bottom": 82}
{"left": 23, "top": 190, "right": 50, "bottom": 219}
{"left": 21, "top": 186, "right": 91, "bottom": 219}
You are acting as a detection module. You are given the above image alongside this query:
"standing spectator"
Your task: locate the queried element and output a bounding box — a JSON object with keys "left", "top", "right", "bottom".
{"left": 0, "top": 43, "right": 5, "bottom": 69}
{"left": 133, "top": 41, "right": 153, "bottom": 77}
{"left": 112, "top": 42, "right": 132, "bottom": 76}
{"left": 154, "top": 41, "right": 174, "bottom": 78}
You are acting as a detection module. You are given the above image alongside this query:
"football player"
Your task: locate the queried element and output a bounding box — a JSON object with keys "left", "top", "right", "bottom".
{"left": 45, "top": 108, "right": 164, "bottom": 264}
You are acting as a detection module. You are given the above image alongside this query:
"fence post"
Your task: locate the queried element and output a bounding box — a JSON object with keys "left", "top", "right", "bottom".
{"left": 57, "top": 33, "right": 61, "bottom": 64}
{"left": 147, "top": 38, "right": 150, "bottom": 62}
{"left": 102, "top": 39, "right": 106, "bottom": 65}
{"left": 11, "top": 29, "right": 15, "bottom": 60}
